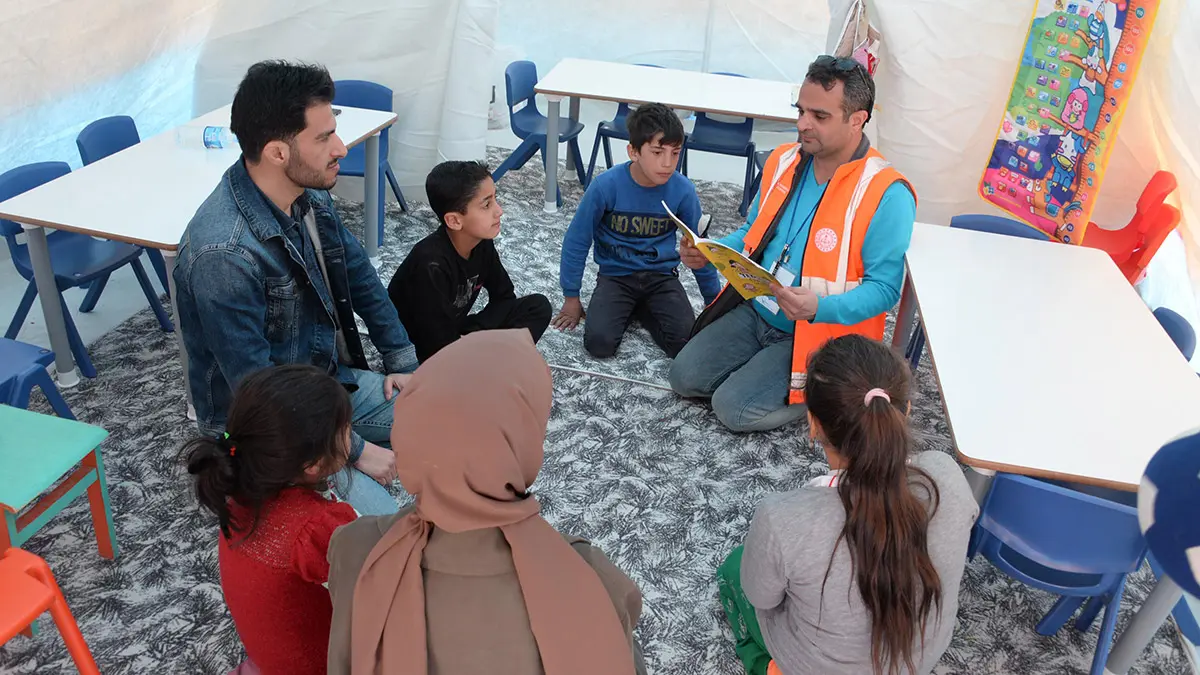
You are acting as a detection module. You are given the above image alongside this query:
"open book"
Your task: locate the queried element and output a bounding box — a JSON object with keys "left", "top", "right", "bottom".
{"left": 662, "top": 200, "right": 779, "bottom": 301}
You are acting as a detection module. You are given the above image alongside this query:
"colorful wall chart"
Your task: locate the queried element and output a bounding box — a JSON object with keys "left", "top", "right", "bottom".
{"left": 979, "top": 0, "right": 1159, "bottom": 244}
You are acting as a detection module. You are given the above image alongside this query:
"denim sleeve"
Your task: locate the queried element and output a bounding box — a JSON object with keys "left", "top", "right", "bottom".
{"left": 813, "top": 182, "right": 915, "bottom": 326}
{"left": 333, "top": 204, "right": 419, "bottom": 374}
{"left": 560, "top": 181, "right": 604, "bottom": 298}
{"left": 184, "top": 247, "right": 273, "bottom": 399}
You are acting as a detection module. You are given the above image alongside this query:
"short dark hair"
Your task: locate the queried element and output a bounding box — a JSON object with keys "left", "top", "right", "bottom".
{"left": 230, "top": 60, "right": 336, "bottom": 163}
{"left": 183, "top": 364, "right": 352, "bottom": 540}
{"left": 805, "top": 56, "right": 875, "bottom": 124}
{"left": 626, "top": 103, "right": 685, "bottom": 150}
{"left": 425, "top": 160, "right": 492, "bottom": 226}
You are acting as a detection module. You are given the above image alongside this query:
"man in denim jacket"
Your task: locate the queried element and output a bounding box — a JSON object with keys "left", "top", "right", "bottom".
{"left": 174, "top": 61, "right": 414, "bottom": 514}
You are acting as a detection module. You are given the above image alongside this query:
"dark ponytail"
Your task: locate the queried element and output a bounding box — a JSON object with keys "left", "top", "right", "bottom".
{"left": 806, "top": 334, "right": 942, "bottom": 675}
{"left": 184, "top": 364, "right": 353, "bottom": 542}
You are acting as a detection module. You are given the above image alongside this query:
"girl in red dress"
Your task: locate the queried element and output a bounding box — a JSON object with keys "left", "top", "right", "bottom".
{"left": 184, "top": 364, "right": 364, "bottom": 675}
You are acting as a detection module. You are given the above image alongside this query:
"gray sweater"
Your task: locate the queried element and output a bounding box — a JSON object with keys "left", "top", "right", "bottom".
{"left": 741, "top": 451, "right": 978, "bottom": 675}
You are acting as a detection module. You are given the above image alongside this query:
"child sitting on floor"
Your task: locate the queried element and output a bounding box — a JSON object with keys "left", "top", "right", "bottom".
{"left": 554, "top": 102, "right": 721, "bottom": 358}
{"left": 184, "top": 364, "right": 359, "bottom": 675}
{"left": 717, "top": 335, "right": 977, "bottom": 675}
{"left": 388, "top": 160, "right": 552, "bottom": 363}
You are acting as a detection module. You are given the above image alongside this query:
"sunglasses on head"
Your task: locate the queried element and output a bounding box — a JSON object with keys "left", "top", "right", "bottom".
{"left": 796, "top": 55, "right": 874, "bottom": 119}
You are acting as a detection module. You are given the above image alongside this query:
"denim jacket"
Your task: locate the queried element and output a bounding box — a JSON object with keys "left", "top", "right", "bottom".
{"left": 174, "top": 159, "right": 418, "bottom": 462}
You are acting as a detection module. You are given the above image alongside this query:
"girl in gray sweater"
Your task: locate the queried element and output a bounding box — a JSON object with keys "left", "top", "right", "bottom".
{"left": 717, "top": 334, "right": 978, "bottom": 675}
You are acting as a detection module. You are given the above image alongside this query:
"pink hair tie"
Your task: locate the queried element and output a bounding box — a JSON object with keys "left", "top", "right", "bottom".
{"left": 863, "top": 388, "right": 891, "bottom": 406}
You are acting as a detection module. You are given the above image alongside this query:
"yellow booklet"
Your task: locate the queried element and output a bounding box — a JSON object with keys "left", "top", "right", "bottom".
{"left": 662, "top": 200, "right": 779, "bottom": 300}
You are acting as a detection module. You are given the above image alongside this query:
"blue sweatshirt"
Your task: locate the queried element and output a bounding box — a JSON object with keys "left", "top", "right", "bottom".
{"left": 718, "top": 163, "right": 915, "bottom": 333}
{"left": 560, "top": 163, "right": 722, "bottom": 304}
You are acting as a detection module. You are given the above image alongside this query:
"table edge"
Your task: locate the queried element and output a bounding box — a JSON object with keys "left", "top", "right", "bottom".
{"left": 341, "top": 113, "right": 399, "bottom": 148}
{"left": 955, "top": 449, "right": 1138, "bottom": 492}
{"left": 0, "top": 213, "right": 179, "bottom": 251}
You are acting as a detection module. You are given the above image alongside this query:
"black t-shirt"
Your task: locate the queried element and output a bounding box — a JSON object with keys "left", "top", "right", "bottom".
{"left": 388, "top": 227, "right": 515, "bottom": 362}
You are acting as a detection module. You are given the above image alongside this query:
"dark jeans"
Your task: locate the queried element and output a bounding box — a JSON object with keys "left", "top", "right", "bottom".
{"left": 585, "top": 272, "right": 694, "bottom": 358}
{"left": 461, "top": 294, "right": 553, "bottom": 343}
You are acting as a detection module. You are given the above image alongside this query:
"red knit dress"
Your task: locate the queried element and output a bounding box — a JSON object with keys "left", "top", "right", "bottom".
{"left": 218, "top": 487, "right": 356, "bottom": 675}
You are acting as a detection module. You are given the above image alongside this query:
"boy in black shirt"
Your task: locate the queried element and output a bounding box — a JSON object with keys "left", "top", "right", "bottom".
{"left": 388, "top": 160, "right": 552, "bottom": 362}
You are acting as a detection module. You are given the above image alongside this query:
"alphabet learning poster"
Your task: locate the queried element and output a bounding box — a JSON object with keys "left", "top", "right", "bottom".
{"left": 979, "top": 0, "right": 1159, "bottom": 244}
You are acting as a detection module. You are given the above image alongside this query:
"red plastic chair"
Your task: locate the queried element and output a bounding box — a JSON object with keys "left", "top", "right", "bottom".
{"left": 1, "top": 548, "right": 99, "bottom": 674}
{"left": 1082, "top": 171, "right": 1180, "bottom": 284}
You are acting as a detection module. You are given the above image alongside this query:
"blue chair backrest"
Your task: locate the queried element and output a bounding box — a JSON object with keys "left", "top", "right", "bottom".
{"left": 505, "top": 61, "right": 538, "bottom": 113}
{"left": 333, "top": 80, "right": 395, "bottom": 159}
{"left": 980, "top": 473, "right": 1145, "bottom": 576}
{"left": 1153, "top": 307, "right": 1196, "bottom": 361}
{"left": 1141, "top": 429, "right": 1200, "bottom": 598}
{"left": 76, "top": 116, "right": 140, "bottom": 166}
{"left": 950, "top": 214, "right": 1050, "bottom": 240}
{"left": 0, "top": 162, "right": 72, "bottom": 254}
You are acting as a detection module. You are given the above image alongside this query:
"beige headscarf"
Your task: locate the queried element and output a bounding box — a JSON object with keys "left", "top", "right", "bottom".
{"left": 349, "top": 329, "right": 636, "bottom": 675}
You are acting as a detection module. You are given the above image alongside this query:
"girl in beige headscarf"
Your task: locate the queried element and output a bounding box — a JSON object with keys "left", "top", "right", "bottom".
{"left": 325, "top": 329, "right": 646, "bottom": 675}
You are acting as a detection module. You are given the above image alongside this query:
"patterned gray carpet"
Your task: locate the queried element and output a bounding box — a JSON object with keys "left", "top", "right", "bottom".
{"left": 0, "top": 148, "right": 1190, "bottom": 675}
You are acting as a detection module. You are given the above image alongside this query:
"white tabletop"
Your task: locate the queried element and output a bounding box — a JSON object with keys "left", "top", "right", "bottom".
{"left": 908, "top": 222, "right": 1200, "bottom": 490}
{"left": 0, "top": 104, "right": 397, "bottom": 250}
{"left": 535, "top": 58, "right": 798, "bottom": 124}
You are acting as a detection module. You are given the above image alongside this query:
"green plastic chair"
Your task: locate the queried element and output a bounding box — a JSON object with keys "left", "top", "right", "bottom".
{"left": 0, "top": 405, "right": 117, "bottom": 559}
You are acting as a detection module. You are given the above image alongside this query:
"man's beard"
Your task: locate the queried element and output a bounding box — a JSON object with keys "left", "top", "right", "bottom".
{"left": 285, "top": 153, "right": 337, "bottom": 191}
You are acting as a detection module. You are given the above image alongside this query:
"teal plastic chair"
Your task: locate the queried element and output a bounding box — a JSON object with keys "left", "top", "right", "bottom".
{"left": 0, "top": 405, "right": 117, "bottom": 560}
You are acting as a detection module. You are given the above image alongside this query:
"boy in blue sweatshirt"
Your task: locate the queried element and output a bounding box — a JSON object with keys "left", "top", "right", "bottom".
{"left": 554, "top": 103, "right": 721, "bottom": 358}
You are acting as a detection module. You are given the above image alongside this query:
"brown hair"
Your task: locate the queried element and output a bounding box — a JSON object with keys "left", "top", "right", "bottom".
{"left": 805, "top": 334, "right": 941, "bottom": 675}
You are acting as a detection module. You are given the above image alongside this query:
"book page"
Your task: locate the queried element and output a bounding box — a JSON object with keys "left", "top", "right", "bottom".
{"left": 695, "top": 240, "right": 779, "bottom": 300}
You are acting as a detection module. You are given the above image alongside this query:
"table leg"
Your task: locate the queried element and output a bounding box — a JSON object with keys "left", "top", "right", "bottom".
{"left": 965, "top": 467, "right": 996, "bottom": 505}
{"left": 892, "top": 268, "right": 917, "bottom": 352}
{"left": 364, "top": 134, "right": 381, "bottom": 269}
{"left": 23, "top": 224, "right": 79, "bottom": 388}
{"left": 162, "top": 251, "right": 195, "bottom": 421}
{"left": 544, "top": 96, "right": 562, "bottom": 214}
{"left": 1104, "top": 576, "right": 1183, "bottom": 674}
{"left": 564, "top": 96, "right": 580, "bottom": 181}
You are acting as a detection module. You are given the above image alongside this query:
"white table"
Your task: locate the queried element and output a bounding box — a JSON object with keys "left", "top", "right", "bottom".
{"left": 533, "top": 58, "right": 799, "bottom": 213}
{"left": 0, "top": 104, "right": 397, "bottom": 408}
{"left": 892, "top": 222, "right": 1200, "bottom": 494}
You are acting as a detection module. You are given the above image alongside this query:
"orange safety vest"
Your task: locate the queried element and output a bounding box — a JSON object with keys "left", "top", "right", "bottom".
{"left": 705, "top": 140, "right": 915, "bottom": 405}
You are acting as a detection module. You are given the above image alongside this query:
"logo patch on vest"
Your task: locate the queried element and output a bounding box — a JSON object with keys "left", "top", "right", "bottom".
{"left": 814, "top": 227, "right": 838, "bottom": 253}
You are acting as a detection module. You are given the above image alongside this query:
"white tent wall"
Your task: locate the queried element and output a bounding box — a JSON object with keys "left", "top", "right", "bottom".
{"left": 192, "top": 0, "right": 499, "bottom": 204}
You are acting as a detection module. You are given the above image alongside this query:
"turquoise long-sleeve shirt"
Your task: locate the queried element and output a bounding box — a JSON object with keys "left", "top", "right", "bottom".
{"left": 717, "top": 163, "right": 916, "bottom": 333}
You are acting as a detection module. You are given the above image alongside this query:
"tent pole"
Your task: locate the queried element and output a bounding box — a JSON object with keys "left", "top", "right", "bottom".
{"left": 701, "top": 0, "right": 717, "bottom": 73}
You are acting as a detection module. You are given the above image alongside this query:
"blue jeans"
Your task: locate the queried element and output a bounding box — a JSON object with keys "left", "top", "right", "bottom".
{"left": 669, "top": 303, "right": 806, "bottom": 432}
{"left": 331, "top": 367, "right": 400, "bottom": 516}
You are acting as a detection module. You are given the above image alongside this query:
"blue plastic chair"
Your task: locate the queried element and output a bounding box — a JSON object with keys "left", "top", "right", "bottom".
{"left": 76, "top": 116, "right": 171, "bottom": 299}
{"left": 333, "top": 80, "right": 409, "bottom": 246}
{"left": 680, "top": 72, "right": 757, "bottom": 217}
{"left": 584, "top": 64, "right": 665, "bottom": 184}
{"left": 1, "top": 162, "right": 173, "bottom": 379}
{"left": 492, "top": 61, "right": 587, "bottom": 205}
{"left": 744, "top": 149, "right": 773, "bottom": 211}
{"left": 1152, "top": 307, "right": 1195, "bottom": 361}
{"left": 906, "top": 214, "right": 1051, "bottom": 369}
{"left": 970, "top": 474, "right": 1147, "bottom": 675}
{"left": 0, "top": 339, "right": 73, "bottom": 418}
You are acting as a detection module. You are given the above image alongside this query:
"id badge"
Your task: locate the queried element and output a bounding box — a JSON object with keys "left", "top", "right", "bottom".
{"left": 755, "top": 267, "right": 796, "bottom": 314}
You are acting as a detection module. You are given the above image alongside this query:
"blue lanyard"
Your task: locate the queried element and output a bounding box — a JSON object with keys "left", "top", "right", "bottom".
{"left": 770, "top": 163, "right": 828, "bottom": 275}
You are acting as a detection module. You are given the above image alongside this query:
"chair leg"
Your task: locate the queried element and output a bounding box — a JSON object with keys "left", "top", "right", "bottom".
{"left": 144, "top": 248, "right": 170, "bottom": 298}
{"left": 539, "top": 146, "right": 563, "bottom": 208}
{"left": 78, "top": 273, "right": 110, "bottom": 313}
{"left": 586, "top": 132, "right": 604, "bottom": 186}
{"left": 376, "top": 165, "right": 387, "bottom": 247}
{"left": 1074, "top": 594, "right": 1105, "bottom": 632}
{"left": 739, "top": 154, "right": 755, "bottom": 218}
{"left": 602, "top": 136, "right": 614, "bottom": 170}
{"left": 568, "top": 138, "right": 588, "bottom": 189}
{"left": 31, "top": 559, "right": 100, "bottom": 675}
{"left": 130, "top": 259, "right": 174, "bottom": 333}
{"left": 491, "top": 138, "right": 540, "bottom": 184}
{"left": 6, "top": 281, "right": 38, "bottom": 339}
{"left": 1037, "top": 595, "right": 1086, "bottom": 636}
{"left": 60, "top": 299, "right": 97, "bottom": 379}
{"left": 907, "top": 326, "right": 925, "bottom": 370}
{"left": 24, "top": 367, "right": 75, "bottom": 419}
{"left": 384, "top": 164, "right": 409, "bottom": 212}
{"left": 83, "top": 449, "right": 118, "bottom": 560}
{"left": 681, "top": 148, "right": 689, "bottom": 177}
{"left": 1088, "top": 583, "right": 1126, "bottom": 675}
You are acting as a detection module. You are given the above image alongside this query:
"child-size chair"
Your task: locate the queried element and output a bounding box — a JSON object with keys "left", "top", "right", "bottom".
{"left": 1154, "top": 307, "right": 1196, "bottom": 361}
{"left": 333, "top": 80, "right": 409, "bottom": 246}
{"left": 76, "top": 115, "right": 171, "bottom": 296}
{"left": 584, "top": 63, "right": 665, "bottom": 185}
{"left": 680, "top": 72, "right": 757, "bottom": 217}
{"left": 1, "top": 548, "right": 99, "bottom": 674}
{"left": 1081, "top": 171, "right": 1179, "bottom": 285}
{"left": 1, "top": 162, "right": 173, "bottom": 379}
{"left": 0, "top": 405, "right": 117, "bottom": 559}
{"left": 970, "top": 474, "right": 1147, "bottom": 675}
{"left": 492, "top": 61, "right": 587, "bottom": 205}
{"left": 0, "top": 339, "right": 73, "bottom": 418}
